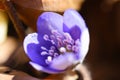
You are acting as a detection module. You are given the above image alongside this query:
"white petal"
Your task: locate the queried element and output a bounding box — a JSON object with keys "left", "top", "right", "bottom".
{"left": 79, "top": 29, "right": 90, "bottom": 63}
{"left": 23, "top": 33, "right": 39, "bottom": 54}
{"left": 50, "top": 53, "right": 75, "bottom": 70}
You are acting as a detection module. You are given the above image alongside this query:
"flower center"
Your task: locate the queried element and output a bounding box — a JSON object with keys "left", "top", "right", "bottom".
{"left": 41, "top": 30, "right": 80, "bottom": 64}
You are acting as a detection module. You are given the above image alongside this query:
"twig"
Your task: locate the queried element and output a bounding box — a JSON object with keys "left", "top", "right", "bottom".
{"left": 3, "top": 0, "right": 26, "bottom": 42}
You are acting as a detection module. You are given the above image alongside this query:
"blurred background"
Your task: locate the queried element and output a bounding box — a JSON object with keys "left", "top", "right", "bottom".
{"left": 80, "top": 0, "right": 120, "bottom": 80}
{"left": 0, "top": 0, "right": 120, "bottom": 80}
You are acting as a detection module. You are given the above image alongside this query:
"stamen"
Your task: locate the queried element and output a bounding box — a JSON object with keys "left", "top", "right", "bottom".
{"left": 75, "top": 39, "right": 80, "bottom": 46}
{"left": 63, "top": 40, "right": 68, "bottom": 44}
{"left": 72, "top": 46, "right": 76, "bottom": 51}
{"left": 70, "top": 39, "right": 74, "bottom": 45}
{"left": 72, "top": 46, "right": 79, "bottom": 52}
{"left": 41, "top": 46, "right": 48, "bottom": 51}
{"left": 64, "top": 33, "right": 72, "bottom": 41}
{"left": 43, "top": 34, "right": 49, "bottom": 41}
{"left": 57, "top": 38, "right": 63, "bottom": 47}
{"left": 54, "top": 53, "right": 59, "bottom": 57}
{"left": 63, "top": 33, "right": 75, "bottom": 46}
{"left": 51, "top": 40, "right": 55, "bottom": 44}
{"left": 47, "top": 56, "right": 52, "bottom": 61}
{"left": 51, "top": 30, "right": 61, "bottom": 36}
{"left": 50, "top": 46, "right": 55, "bottom": 50}
{"left": 42, "top": 30, "right": 80, "bottom": 58}
{"left": 49, "top": 50, "right": 54, "bottom": 55}
{"left": 50, "top": 35, "right": 55, "bottom": 40}
{"left": 41, "top": 51, "right": 48, "bottom": 55}
{"left": 66, "top": 44, "right": 72, "bottom": 50}
{"left": 51, "top": 30, "right": 58, "bottom": 34}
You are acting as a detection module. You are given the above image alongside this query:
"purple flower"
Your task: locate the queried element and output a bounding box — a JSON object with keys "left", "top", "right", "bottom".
{"left": 23, "top": 9, "right": 89, "bottom": 74}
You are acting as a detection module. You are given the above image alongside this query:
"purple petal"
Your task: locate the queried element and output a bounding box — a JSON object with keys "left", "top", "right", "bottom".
{"left": 23, "top": 33, "right": 50, "bottom": 66}
{"left": 63, "top": 24, "right": 70, "bottom": 32}
{"left": 37, "top": 18, "right": 51, "bottom": 36}
{"left": 37, "top": 12, "right": 63, "bottom": 35}
{"left": 29, "top": 62, "right": 65, "bottom": 74}
{"left": 27, "top": 43, "right": 50, "bottom": 66}
{"left": 63, "top": 9, "right": 87, "bottom": 30}
{"left": 69, "top": 26, "right": 81, "bottom": 40}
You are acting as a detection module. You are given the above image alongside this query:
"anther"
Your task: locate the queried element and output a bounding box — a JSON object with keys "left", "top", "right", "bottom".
{"left": 41, "top": 46, "right": 48, "bottom": 51}
{"left": 45, "top": 56, "right": 52, "bottom": 64}
{"left": 51, "top": 40, "right": 55, "bottom": 44}
{"left": 50, "top": 46, "right": 55, "bottom": 50}
{"left": 75, "top": 39, "right": 80, "bottom": 46}
{"left": 64, "top": 33, "right": 72, "bottom": 41}
{"left": 41, "top": 51, "right": 48, "bottom": 55}
{"left": 54, "top": 53, "right": 59, "bottom": 57}
{"left": 50, "top": 35, "right": 55, "bottom": 40}
{"left": 66, "top": 44, "right": 72, "bottom": 50}
{"left": 49, "top": 50, "right": 54, "bottom": 55}
{"left": 59, "top": 47, "right": 66, "bottom": 53}
{"left": 51, "top": 30, "right": 58, "bottom": 34}
{"left": 72, "top": 46, "right": 79, "bottom": 52}
{"left": 43, "top": 34, "right": 49, "bottom": 41}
